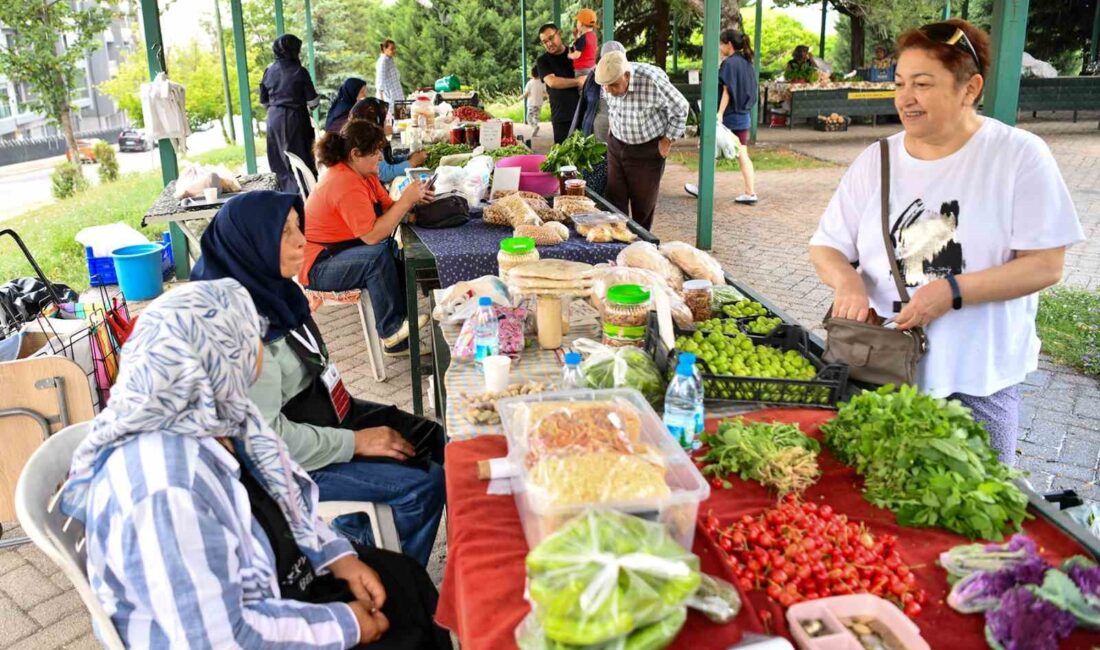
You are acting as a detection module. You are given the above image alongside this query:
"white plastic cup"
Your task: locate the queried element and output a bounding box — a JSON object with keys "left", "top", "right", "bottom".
{"left": 203, "top": 187, "right": 219, "bottom": 203}
{"left": 482, "top": 355, "right": 512, "bottom": 393}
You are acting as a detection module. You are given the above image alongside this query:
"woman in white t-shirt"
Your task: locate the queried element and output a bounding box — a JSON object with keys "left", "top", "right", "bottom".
{"left": 809, "top": 19, "right": 1084, "bottom": 465}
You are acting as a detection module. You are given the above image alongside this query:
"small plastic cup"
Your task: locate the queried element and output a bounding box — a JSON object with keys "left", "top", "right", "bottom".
{"left": 203, "top": 187, "right": 219, "bottom": 203}
{"left": 482, "top": 355, "right": 512, "bottom": 393}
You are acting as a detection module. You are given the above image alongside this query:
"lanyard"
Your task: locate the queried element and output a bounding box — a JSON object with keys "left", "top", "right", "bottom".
{"left": 289, "top": 326, "right": 323, "bottom": 360}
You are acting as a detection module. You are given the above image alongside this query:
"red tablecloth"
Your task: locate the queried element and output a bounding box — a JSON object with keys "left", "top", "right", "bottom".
{"left": 435, "top": 408, "right": 1100, "bottom": 649}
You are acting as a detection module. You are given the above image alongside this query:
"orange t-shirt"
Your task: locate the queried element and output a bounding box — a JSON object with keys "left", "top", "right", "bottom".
{"left": 300, "top": 162, "right": 395, "bottom": 286}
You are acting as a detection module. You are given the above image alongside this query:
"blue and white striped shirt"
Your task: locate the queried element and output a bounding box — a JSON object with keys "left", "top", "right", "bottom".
{"left": 84, "top": 433, "right": 361, "bottom": 648}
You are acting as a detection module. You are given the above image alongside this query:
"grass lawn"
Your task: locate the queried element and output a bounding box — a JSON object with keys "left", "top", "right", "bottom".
{"left": 183, "top": 137, "right": 266, "bottom": 171}
{"left": 484, "top": 96, "right": 551, "bottom": 124}
{"left": 1036, "top": 287, "right": 1100, "bottom": 378}
{"left": 672, "top": 147, "right": 835, "bottom": 173}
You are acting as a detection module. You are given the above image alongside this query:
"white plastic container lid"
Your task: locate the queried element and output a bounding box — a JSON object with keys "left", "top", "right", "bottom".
{"left": 683, "top": 279, "right": 713, "bottom": 291}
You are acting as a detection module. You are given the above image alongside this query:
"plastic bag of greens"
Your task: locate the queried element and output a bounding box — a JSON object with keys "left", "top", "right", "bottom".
{"left": 521, "top": 509, "right": 700, "bottom": 647}
{"left": 515, "top": 608, "right": 686, "bottom": 650}
{"left": 575, "top": 339, "right": 666, "bottom": 407}
{"left": 686, "top": 573, "right": 742, "bottom": 623}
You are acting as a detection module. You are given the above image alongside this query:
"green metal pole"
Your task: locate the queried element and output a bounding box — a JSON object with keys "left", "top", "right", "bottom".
{"left": 961, "top": 0, "right": 970, "bottom": 20}
{"left": 552, "top": 0, "right": 561, "bottom": 29}
{"left": 213, "top": 0, "right": 236, "bottom": 144}
{"left": 986, "top": 0, "right": 1029, "bottom": 125}
{"left": 942, "top": 0, "right": 951, "bottom": 20}
{"left": 696, "top": 0, "right": 720, "bottom": 251}
{"left": 672, "top": 14, "right": 679, "bottom": 74}
{"left": 603, "top": 0, "right": 614, "bottom": 45}
{"left": 819, "top": 0, "right": 827, "bottom": 60}
{"left": 750, "top": 0, "right": 763, "bottom": 145}
{"left": 229, "top": 0, "right": 257, "bottom": 174}
{"left": 140, "top": 0, "right": 187, "bottom": 278}
{"left": 304, "top": 0, "right": 318, "bottom": 124}
{"left": 274, "top": 0, "right": 285, "bottom": 36}
{"left": 521, "top": 0, "right": 528, "bottom": 118}
{"left": 1089, "top": 0, "right": 1100, "bottom": 71}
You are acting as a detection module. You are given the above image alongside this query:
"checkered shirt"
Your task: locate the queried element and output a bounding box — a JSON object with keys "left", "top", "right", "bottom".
{"left": 376, "top": 54, "right": 405, "bottom": 102}
{"left": 604, "top": 62, "right": 689, "bottom": 145}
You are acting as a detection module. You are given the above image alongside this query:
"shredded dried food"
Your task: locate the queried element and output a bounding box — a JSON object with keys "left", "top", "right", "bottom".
{"left": 525, "top": 402, "right": 644, "bottom": 465}
{"left": 527, "top": 453, "right": 670, "bottom": 506}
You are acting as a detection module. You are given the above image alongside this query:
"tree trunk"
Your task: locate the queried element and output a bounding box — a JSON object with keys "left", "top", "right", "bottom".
{"left": 59, "top": 104, "right": 81, "bottom": 174}
{"left": 721, "top": 0, "right": 742, "bottom": 32}
{"left": 653, "top": 0, "right": 672, "bottom": 71}
{"left": 849, "top": 12, "right": 866, "bottom": 70}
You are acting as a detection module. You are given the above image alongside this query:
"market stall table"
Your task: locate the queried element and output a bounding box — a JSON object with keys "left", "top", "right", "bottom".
{"left": 435, "top": 408, "right": 1100, "bottom": 650}
{"left": 141, "top": 173, "right": 279, "bottom": 274}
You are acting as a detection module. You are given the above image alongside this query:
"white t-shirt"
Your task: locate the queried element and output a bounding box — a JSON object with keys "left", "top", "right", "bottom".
{"left": 524, "top": 78, "right": 546, "bottom": 107}
{"left": 810, "top": 118, "right": 1084, "bottom": 397}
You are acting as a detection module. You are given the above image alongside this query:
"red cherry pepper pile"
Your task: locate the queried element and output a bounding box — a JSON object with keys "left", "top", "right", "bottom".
{"left": 453, "top": 106, "right": 493, "bottom": 122}
{"left": 703, "top": 494, "right": 928, "bottom": 617}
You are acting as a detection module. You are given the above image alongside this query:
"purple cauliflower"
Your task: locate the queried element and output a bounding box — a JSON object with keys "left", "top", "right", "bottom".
{"left": 984, "top": 534, "right": 1038, "bottom": 557}
{"left": 1065, "top": 560, "right": 1100, "bottom": 597}
{"left": 985, "top": 587, "right": 1077, "bottom": 650}
{"left": 948, "top": 557, "right": 1051, "bottom": 614}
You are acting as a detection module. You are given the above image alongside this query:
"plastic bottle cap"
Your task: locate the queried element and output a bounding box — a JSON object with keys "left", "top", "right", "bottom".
{"left": 676, "top": 362, "right": 694, "bottom": 377}
{"left": 500, "top": 237, "right": 536, "bottom": 255}
{"left": 559, "top": 165, "right": 577, "bottom": 173}
{"left": 683, "top": 279, "right": 713, "bottom": 291}
{"left": 478, "top": 296, "right": 492, "bottom": 306}
{"left": 564, "top": 351, "right": 581, "bottom": 365}
{"left": 606, "top": 284, "right": 651, "bottom": 306}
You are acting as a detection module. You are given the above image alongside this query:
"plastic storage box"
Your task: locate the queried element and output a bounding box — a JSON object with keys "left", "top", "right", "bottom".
{"left": 786, "top": 594, "right": 929, "bottom": 650}
{"left": 496, "top": 388, "right": 710, "bottom": 550}
{"left": 86, "top": 231, "right": 174, "bottom": 287}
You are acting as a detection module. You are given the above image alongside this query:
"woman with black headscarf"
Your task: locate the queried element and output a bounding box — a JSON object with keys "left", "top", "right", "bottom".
{"left": 325, "top": 78, "right": 368, "bottom": 134}
{"left": 260, "top": 34, "right": 321, "bottom": 193}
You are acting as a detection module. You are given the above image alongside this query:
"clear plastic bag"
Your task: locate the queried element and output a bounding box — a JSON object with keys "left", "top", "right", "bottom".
{"left": 514, "top": 397, "right": 645, "bottom": 462}
{"left": 715, "top": 123, "right": 740, "bottom": 160}
{"left": 659, "top": 241, "right": 726, "bottom": 286}
{"left": 616, "top": 242, "right": 684, "bottom": 291}
{"left": 452, "top": 304, "right": 527, "bottom": 360}
{"left": 520, "top": 509, "right": 700, "bottom": 647}
{"left": 497, "top": 192, "right": 543, "bottom": 227}
{"left": 574, "top": 339, "right": 667, "bottom": 408}
{"left": 589, "top": 265, "right": 693, "bottom": 330}
{"left": 686, "top": 573, "right": 742, "bottom": 623}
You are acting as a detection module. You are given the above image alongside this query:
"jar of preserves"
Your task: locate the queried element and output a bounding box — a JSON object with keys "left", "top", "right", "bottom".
{"left": 564, "top": 178, "right": 587, "bottom": 197}
{"left": 557, "top": 165, "right": 578, "bottom": 195}
{"left": 501, "top": 119, "right": 514, "bottom": 140}
{"left": 602, "top": 284, "right": 651, "bottom": 348}
{"left": 465, "top": 124, "right": 480, "bottom": 146}
{"left": 497, "top": 236, "right": 539, "bottom": 278}
{"left": 450, "top": 126, "right": 466, "bottom": 145}
{"left": 682, "top": 279, "right": 713, "bottom": 322}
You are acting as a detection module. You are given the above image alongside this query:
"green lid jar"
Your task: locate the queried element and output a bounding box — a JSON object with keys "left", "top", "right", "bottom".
{"left": 497, "top": 236, "right": 539, "bottom": 278}
{"left": 603, "top": 284, "right": 651, "bottom": 348}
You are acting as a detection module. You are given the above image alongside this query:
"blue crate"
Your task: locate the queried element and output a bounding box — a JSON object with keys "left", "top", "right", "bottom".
{"left": 87, "top": 231, "right": 175, "bottom": 287}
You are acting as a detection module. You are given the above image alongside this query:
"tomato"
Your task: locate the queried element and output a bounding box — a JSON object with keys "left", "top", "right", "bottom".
{"left": 778, "top": 593, "right": 794, "bottom": 607}
{"left": 719, "top": 537, "right": 734, "bottom": 552}
{"left": 819, "top": 504, "right": 833, "bottom": 518}
{"left": 731, "top": 532, "right": 746, "bottom": 546}
{"left": 890, "top": 580, "right": 907, "bottom": 597}
{"left": 766, "top": 584, "right": 782, "bottom": 599}
{"left": 710, "top": 477, "right": 724, "bottom": 489}
{"left": 748, "top": 560, "right": 762, "bottom": 573}
{"left": 904, "top": 601, "right": 922, "bottom": 618}
{"left": 772, "top": 569, "right": 790, "bottom": 584}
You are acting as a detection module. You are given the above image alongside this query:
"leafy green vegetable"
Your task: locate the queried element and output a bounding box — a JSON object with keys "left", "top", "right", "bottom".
{"left": 423, "top": 143, "right": 473, "bottom": 170}
{"left": 581, "top": 346, "right": 666, "bottom": 408}
{"left": 540, "top": 131, "right": 608, "bottom": 173}
{"left": 487, "top": 144, "right": 532, "bottom": 161}
{"left": 822, "top": 385, "right": 1030, "bottom": 540}
{"left": 699, "top": 418, "right": 820, "bottom": 495}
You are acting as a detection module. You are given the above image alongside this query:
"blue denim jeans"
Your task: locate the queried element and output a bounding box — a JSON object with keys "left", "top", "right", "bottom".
{"left": 307, "top": 238, "right": 406, "bottom": 339}
{"left": 310, "top": 460, "right": 445, "bottom": 567}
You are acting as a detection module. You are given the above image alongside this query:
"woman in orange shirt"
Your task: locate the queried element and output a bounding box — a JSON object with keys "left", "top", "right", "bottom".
{"left": 302, "top": 121, "right": 427, "bottom": 355}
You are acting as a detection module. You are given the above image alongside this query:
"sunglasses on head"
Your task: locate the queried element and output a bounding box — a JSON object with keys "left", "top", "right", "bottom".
{"left": 920, "top": 22, "right": 981, "bottom": 74}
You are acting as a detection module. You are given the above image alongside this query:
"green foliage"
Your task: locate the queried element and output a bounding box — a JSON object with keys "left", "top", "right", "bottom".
{"left": 740, "top": 9, "right": 834, "bottom": 78}
{"left": 484, "top": 95, "right": 552, "bottom": 123}
{"left": 94, "top": 142, "right": 120, "bottom": 183}
{"left": 50, "top": 161, "right": 89, "bottom": 200}
{"left": 0, "top": 1, "right": 113, "bottom": 129}
{"left": 540, "top": 131, "right": 607, "bottom": 173}
{"left": 1036, "top": 287, "right": 1100, "bottom": 378}
{"left": 183, "top": 137, "right": 267, "bottom": 170}
{"left": 671, "top": 149, "right": 834, "bottom": 173}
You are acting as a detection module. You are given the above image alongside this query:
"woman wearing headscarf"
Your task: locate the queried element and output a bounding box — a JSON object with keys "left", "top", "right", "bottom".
{"left": 191, "top": 191, "right": 446, "bottom": 567}
{"left": 260, "top": 34, "right": 321, "bottom": 194}
{"left": 346, "top": 98, "right": 428, "bottom": 185}
{"left": 58, "top": 279, "right": 452, "bottom": 649}
{"left": 325, "top": 78, "right": 369, "bottom": 134}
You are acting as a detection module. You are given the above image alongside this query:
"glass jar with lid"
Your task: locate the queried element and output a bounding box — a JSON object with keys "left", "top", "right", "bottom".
{"left": 602, "top": 284, "right": 651, "bottom": 348}
{"left": 557, "top": 165, "right": 578, "bottom": 195}
{"left": 682, "top": 279, "right": 713, "bottom": 322}
{"left": 497, "top": 236, "right": 539, "bottom": 279}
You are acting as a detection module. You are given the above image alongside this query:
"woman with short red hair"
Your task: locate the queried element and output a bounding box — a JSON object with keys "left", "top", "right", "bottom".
{"left": 809, "top": 20, "right": 1084, "bottom": 464}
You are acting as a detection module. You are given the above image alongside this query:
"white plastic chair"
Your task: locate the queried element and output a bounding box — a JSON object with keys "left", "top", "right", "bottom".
{"left": 14, "top": 422, "right": 126, "bottom": 650}
{"left": 285, "top": 150, "right": 318, "bottom": 202}
{"left": 301, "top": 287, "right": 389, "bottom": 382}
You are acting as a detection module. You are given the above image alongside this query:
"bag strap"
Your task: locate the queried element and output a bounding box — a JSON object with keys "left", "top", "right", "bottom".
{"left": 878, "top": 138, "right": 911, "bottom": 307}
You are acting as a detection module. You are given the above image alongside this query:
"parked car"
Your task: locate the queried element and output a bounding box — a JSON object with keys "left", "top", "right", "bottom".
{"left": 65, "top": 139, "right": 99, "bottom": 164}
{"left": 118, "top": 128, "right": 153, "bottom": 152}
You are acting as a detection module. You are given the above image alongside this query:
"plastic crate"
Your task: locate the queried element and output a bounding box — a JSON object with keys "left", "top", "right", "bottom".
{"left": 646, "top": 313, "right": 849, "bottom": 407}
{"left": 815, "top": 115, "right": 850, "bottom": 132}
{"left": 87, "top": 231, "right": 175, "bottom": 287}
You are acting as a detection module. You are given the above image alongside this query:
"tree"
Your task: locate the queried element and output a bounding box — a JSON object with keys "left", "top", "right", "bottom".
{"left": 741, "top": 9, "right": 834, "bottom": 76}
{"left": 968, "top": 0, "right": 1097, "bottom": 75}
{"left": 0, "top": 0, "right": 113, "bottom": 166}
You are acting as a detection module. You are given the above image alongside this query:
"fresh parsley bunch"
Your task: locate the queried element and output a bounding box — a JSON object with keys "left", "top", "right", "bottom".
{"left": 539, "top": 131, "right": 607, "bottom": 174}
{"left": 822, "top": 385, "right": 1029, "bottom": 540}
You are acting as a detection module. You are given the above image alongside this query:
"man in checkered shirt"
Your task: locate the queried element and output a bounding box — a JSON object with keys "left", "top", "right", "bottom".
{"left": 595, "top": 51, "right": 689, "bottom": 230}
{"left": 375, "top": 39, "right": 405, "bottom": 105}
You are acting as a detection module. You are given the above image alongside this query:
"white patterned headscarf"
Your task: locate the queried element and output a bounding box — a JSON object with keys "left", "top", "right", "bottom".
{"left": 59, "top": 279, "right": 323, "bottom": 555}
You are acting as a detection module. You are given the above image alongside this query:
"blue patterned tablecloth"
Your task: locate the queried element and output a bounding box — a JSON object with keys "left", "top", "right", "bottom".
{"left": 411, "top": 218, "right": 627, "bottom": 288}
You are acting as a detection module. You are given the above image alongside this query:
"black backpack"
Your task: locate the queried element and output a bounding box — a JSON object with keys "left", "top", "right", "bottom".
{"left": 410, "top": 191, "right": 470, "bottom": 229}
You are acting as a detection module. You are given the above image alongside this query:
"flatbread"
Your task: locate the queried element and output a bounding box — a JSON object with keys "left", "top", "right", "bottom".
{"left": 509, "top": 259, "right": 595, "bottom": 281}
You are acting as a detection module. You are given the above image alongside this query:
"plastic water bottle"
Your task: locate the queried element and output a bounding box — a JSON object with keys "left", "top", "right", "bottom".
{"left": 473, "top": 296, "right": 499, "bottom": 364}
{"left": 678, "top": 352, "right": 705, "bottom": 437}
{"left": 663, "top": 359, "right": 701, "bottom": 451}
{"left": 562, "top": 351, "right": 584, "bottom": 389}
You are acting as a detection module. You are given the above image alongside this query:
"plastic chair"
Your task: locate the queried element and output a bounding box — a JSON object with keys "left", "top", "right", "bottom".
{"left": 285, "top": 151, "right": 318, "bottom": 202}
{"left": 317, "top": 501, "right": 402, "bottom": 553}
{"left": 301, "top": 288, "right": 388, "bottom": 382}
{"left": 14, "top": 422, "right": 126, "bottom": 650}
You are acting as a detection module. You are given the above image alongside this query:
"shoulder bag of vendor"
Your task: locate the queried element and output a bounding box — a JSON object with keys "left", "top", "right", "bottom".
{"left": 822, "top": 139, "right": 927, "bottom": 387}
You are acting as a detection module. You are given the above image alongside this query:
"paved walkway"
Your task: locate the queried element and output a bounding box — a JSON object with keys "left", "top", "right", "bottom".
{"left": 0, "top": 113, "right": 1097, "bottom": 648}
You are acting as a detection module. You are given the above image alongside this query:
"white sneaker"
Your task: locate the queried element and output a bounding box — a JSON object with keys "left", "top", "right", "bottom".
{"left": 735, "top": 193, "right": 758, "bottom": 205}
{"left": 381, "top": 315, "right": 430, "bottom": 348}
{"left": 684, "top": 183, "right": 698, "bottom": 198}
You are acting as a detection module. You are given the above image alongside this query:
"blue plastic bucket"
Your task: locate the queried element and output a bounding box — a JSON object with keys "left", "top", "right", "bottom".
{"left": 111, "top": 243, "right": 166, "bottom": 301}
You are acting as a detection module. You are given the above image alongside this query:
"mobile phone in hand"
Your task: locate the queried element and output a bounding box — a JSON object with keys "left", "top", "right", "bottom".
{"left": 424, "top": 174, "right": 438, "bottom": 192}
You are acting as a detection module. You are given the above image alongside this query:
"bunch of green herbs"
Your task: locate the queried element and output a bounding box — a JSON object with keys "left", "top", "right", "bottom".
{"left": 821, "top": 385, "right": 1029, "bottom": 540}
{"left": 539, "top": 131, "right": 607, "bottom": 173}
{"left": 699, "top": 418, "right": 821, "bottom": 495}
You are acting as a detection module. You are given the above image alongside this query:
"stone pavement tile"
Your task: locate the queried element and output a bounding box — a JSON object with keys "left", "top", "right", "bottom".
{"left": 0, "top": 548, "right": 27, "bottom": 577}
{"left": 63, "top": 634, "right": 104, "bottom": 650}
{"left": 1059, "top": 436, "right": 1100, "bottom": 470}
{"left": 5, "top": 611, "right": 91, "bottom": 650}
{"left": 1049, "top": 463, "right": 1098, "bottom": 483}
{"left": 1015, "top": 440, "right": 1060, "bottom": 463}
{"left": 0, "top": 564, "right": 62, "bottom": 609}
{"left": 1024, "top": 418, "right": 1069, "bottom": 448}
{"left": 1074, "top": 399, "right": 1100, "bottom": 420}
{"left": 17, "top": 544, "right": 61, "bottom": 578}
{"left": 0, "top": 593, "right": 38, "bottom": 647}
{"left": 28, "top": 590, "right": 84, "bottom": 627}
